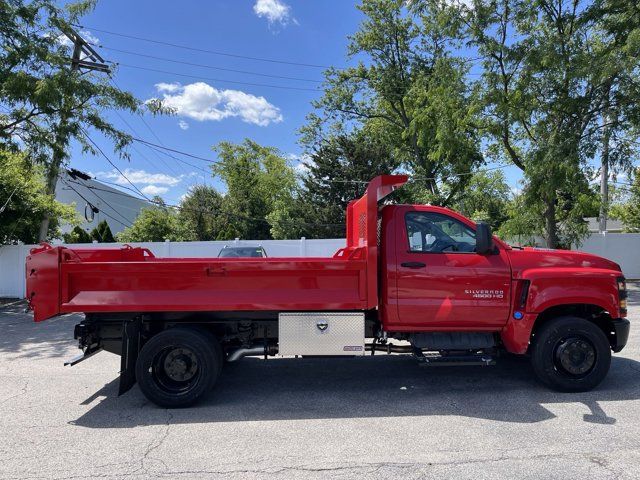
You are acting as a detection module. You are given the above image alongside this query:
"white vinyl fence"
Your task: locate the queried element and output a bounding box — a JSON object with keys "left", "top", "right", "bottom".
{"left": 578, "top": 233, "right": 640, "bottom": 279}
{"left": 0, "top": 238, "right": 346, "bottom": 298}
{"left": 1, "top": 233, "right": 639, "bottom": 299}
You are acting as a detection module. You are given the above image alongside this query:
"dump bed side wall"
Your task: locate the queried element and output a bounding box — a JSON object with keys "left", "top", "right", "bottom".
{"left": 58, "top": 257, "right": 369, "bottom": 315}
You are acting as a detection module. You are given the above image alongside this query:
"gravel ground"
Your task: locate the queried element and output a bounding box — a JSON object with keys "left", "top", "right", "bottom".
{"left": 1, "top": 285, "right": 639, "bottom": 480}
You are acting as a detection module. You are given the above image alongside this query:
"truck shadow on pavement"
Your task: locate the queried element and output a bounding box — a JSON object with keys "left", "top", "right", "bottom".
{"left": 71, "top": 352, "right": 640, "bottom": 428}
{"left": 0, "top": 301, "right": 78, "bottom": 359}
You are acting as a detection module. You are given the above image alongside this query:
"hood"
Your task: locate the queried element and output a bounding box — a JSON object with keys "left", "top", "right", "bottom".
{"left": 507, "top": 247, "right": 622, "bottom": 278}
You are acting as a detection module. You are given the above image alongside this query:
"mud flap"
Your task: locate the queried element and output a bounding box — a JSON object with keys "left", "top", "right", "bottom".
{"left": 118, "top": 317, "right": 142, "bottom": 396}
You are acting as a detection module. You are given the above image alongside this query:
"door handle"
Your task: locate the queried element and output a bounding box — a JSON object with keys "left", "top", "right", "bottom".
{"left": 401, "top": 261, "right": 426, "bottom": 269}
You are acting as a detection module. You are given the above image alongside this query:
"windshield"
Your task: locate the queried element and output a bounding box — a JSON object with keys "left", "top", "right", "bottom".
{"left": 218, "top": 247, "right": 266, "bottom": 258}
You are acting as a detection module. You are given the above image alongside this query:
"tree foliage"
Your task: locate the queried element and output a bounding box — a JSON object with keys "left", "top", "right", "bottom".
{"left": 610, "top": 169, "right": 640, "bottom": 232}
{"left": 178, "top": 185, "right": 225, "bottom": 241}
{"left": 212, "top": 139, "right": 297, "bottom": 240}
{"left": 0, "top": 0, "right": 151, "bottom": 161}
{"left": 452, "top": 170, "right": 510, "bottom": 232}
{"left": 63, "top": 225, "right": 92, "bottom": 243}
{"left": 116, "top": 206, "right": 190, "bottom": 243}
{"left": 277, "top": 129, "right": 400, "bottom": 239}
{"left": 90, "top": 219, "right": 115, "bottom": 242}
{"left": 305, "top": 0, "right": 483, "bottom": 206}
{"left": 433, "top": 0, "right": 640, "bottom": 247}
{"left": 0, "top": 149, "right": 76, "bottom": 244}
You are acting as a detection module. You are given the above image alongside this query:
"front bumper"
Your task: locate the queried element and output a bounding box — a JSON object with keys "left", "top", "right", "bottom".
{"left": 611, "top": 318, "right": 630, "bottom": 353}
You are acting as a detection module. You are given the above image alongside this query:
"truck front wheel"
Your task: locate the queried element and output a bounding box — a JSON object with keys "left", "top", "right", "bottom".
{"left": 530, "top": 316, "right": 611, "bottom": 392}
{"left": 135, "top": 327, "right": 221, "bottom": 408}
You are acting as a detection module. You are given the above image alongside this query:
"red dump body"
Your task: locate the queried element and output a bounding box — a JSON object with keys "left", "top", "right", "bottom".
{"left": 26, "top": 175, "right": 408, "bottom": 323}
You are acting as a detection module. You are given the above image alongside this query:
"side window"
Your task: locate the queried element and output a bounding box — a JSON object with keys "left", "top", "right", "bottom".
{"left": 406, "top": 212, "right": 476, "bottom": 253}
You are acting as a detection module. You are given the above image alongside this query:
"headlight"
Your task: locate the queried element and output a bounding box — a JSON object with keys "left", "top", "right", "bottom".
{"left": 617, "top": 276, "right": 627, "bottom": 317}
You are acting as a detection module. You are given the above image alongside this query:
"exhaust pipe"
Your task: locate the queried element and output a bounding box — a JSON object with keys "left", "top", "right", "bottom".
{"left": 365, "top": 342, "right": 414, "bottom": 354}
{"left": 227, "top": 345, "right": 278, "bottom": 362}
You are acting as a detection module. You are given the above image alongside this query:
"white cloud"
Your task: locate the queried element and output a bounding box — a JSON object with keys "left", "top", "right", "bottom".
{"left": 178, "top": 120, "right": 189, "bottom": 130}
{"left": 141, "top": 185, "right": 169, "bottom": 196}
{"left": 156, "top": 82, "right": 182, "bottom": 93}
{"left": 96, "top": 169, "right": 182, "bottom": 186}
{"left": 444, "top": 0, "right": 474, "bottom": 9}
{"left": 151, "top": 82, "right": 283, "bottom": 127}
{"left": 253, "top": 0, "right": 296, "bottom": 27}
{"left": 286, "top": 153, "right": 314, "bottom": 174}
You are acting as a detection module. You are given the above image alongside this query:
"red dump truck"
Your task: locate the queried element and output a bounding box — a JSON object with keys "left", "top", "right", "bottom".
{"left": 26, "top": 175, "right": 630, "bottom": 407}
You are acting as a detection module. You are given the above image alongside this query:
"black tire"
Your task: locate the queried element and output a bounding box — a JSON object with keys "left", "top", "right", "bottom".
{"left": 135, "top": 327, "right": 221, "bottom": 408}
{"left": 530, "top": 316, "right": 611, "bottom": 392}
{"left": 188, "top": 326, "right": 224, "bottom": 375}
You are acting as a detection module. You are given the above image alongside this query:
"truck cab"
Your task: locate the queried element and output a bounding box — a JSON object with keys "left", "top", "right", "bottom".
{"left": 25, "top": 175, "right": 630, "bottom": 407}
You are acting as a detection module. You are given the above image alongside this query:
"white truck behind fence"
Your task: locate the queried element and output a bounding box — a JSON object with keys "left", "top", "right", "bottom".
{"left": 1, "top": 233, "right": 639, "bottom": 299}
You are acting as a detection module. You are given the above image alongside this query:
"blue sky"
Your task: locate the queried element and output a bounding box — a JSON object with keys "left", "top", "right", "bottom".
{"left": 69, "top": 0, "right": 523, "bottom": 204}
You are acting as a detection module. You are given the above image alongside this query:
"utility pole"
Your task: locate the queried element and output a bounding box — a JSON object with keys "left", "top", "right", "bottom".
{"left": 38, "top": 26, "right": 110, "bottom": 241}
{"left": 599, "top": 81, "right": 614, "bottom": 234}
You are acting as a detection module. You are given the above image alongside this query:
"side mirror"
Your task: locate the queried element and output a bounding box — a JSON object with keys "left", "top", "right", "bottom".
{"left": 475, "top": 222, "right": 494, "bottom": 255}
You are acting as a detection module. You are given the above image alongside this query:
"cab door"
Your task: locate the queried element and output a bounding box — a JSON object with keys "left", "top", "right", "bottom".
{"left": 394, "top": 207, "right": 511, "bottom": 330}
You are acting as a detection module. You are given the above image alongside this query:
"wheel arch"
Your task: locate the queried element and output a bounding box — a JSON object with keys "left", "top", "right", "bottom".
{"left": 501, "top": 302, "right": 618, "bottom": 355}
{"left": 529, "top": 303, "right": 617, "bottom": 352}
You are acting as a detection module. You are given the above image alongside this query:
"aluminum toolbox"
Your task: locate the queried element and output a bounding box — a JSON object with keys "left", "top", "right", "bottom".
{"left": 278, "top": 312, "right": 365, "bottom": 356}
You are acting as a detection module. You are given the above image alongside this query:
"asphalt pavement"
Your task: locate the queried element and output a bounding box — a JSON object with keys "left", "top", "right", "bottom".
{"left": 1, "top": 287, "right": 639, "bottom": 480}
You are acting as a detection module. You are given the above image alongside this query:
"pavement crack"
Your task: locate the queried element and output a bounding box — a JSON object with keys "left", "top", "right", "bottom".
{"left": 139, "top": 409, "right": 173, "bottom": 475}
{"left": 0, "top": 380, "right": 28, "bottom": 406}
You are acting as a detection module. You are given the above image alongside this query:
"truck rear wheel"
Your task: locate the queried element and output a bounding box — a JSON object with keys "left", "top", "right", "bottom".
{"left": 135, "top": 327, "right": 221, "bottom": 408}
{"left": 530, "top": 316, "right": 611, "bottom": 392}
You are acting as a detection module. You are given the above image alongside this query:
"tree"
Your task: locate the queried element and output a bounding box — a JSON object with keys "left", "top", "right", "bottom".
{"left": 212, "top": 139, "right": 296, "bottom": 240}
{"left": 0, "top": 149, "right": 76, "bottom": 244}
{"left": 498, "top": 180, "right": 600, "bottom": 248}
{"left": 63, "top": 225, "right": 92, "bottom": 243}
{"left": 178, "top": 185, "right": 225, "bottom": 241}
{"left": 0, "top": 0, "right": 164, "bottom": 240}
{"left": 117, "top": 206, "right": 191, "bottom": 243}
{"left": 281, "top": 130, "right": 400, "bottom": 239}
{"left": 610, "top": 169, "right": 640, "bottom": 232}
{"left": 90, "top": 220, "right": 115, "bottom": 242}
{"left": 305, "top": 0, "right": 483, "bottom": 206}
{"left": 444, "top": 0, "right": 640, "bottom": 247}
{"left": 452, "top": 170, "right": 510, "bottom": 232}
{"left": 590, "top": 0, "right": 640, "bottom": 231}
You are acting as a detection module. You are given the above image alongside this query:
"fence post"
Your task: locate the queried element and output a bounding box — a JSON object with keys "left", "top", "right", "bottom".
{"left": 19, "top": 244, "right": 28, "bottom": 298}
{"left": 299, "top": 237, "right": 306, "bottom": 257}
{"left": 165, "top": 238, "right": 171, "bottom": 257}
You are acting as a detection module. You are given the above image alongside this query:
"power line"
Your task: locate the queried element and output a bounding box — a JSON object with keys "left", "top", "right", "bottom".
{"left": 68, "top": 179, "right": 345, "bottom": 228}
{"left": 114, "top": 63, "right": 320, "bottom": 92}
{"left": 0, "top": 185, "right": 21, "bottom": 214}
{"left": 411, "top": 163, "right": 515, "bottom": 183}
{"left": 82, "top": 177, "right": 150, "bottom": 200}
{"left": 75, "top": 24, "right": 332, "bottom": 69}
{"left": 130, "top": 136, "right": 217, "bottom": 163}
{"left": 108, "top": 77, "right": 197, "bottom": 178}
{"left": 111, "top": 109, "right": 182, "bottom": 176}
{"left": 81, "top": 128, "right": 153, "bottom": 201}
{"left": 62, "top": 179, "right": 132, "bottom": 229}
{"left": 100, "top": 46, "right": 323, "bottom": 83}
{"left": 315, "top": 163, "right": 516, "bottom": 185}
{"left": 141, "top": 142, "right": 210, "bottom": 174}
